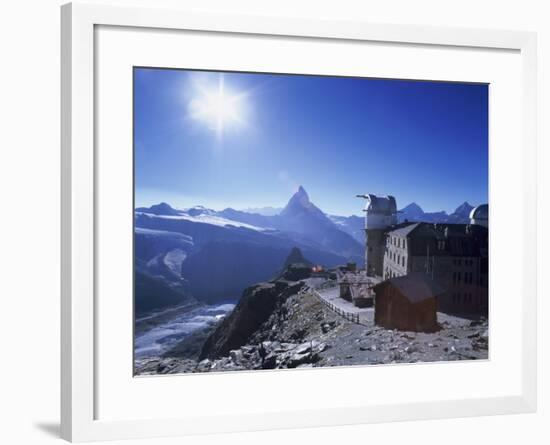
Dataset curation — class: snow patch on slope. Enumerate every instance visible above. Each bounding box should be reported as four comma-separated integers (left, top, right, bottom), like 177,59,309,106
136,212,267,231
164,249,187,276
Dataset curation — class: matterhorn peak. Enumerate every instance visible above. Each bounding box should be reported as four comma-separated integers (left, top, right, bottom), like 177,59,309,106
294,185,310,203
281,186,310,214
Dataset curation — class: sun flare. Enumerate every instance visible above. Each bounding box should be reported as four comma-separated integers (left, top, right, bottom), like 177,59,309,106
189,75,247,138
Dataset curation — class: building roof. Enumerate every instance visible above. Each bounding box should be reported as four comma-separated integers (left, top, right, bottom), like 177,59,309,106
374,273,445,303
386,222,488,257
339,271,368,283
387,222,420,237
469,204,489,221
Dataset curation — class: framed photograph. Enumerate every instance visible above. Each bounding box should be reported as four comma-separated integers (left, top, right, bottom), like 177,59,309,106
61,2,537,442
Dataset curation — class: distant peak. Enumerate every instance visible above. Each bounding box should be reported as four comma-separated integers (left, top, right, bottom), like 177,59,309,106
286,186,310,207
399,202,424,216
140,202,180,216
404,202,423,210
281,185,326,218
296,185,308,197
454,201,474,214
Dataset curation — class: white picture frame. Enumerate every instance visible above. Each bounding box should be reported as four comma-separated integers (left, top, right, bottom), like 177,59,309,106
61,2,537,442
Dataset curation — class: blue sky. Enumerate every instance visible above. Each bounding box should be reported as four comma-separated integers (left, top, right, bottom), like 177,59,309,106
134,68,488,216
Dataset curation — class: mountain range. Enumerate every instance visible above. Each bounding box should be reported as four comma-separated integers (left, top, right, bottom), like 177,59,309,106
135,187,478,312
397,201,474,224
135,186,363,310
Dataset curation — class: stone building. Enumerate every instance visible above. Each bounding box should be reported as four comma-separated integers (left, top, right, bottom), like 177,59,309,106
355,194,489,317
382,221,488,316
339,271,372,307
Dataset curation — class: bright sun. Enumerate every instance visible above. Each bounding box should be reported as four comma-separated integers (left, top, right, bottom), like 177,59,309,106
189,75,247,138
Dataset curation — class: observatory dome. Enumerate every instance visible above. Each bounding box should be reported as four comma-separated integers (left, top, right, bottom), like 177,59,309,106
469,204,488,221
359,194,397,215
469,204,489,227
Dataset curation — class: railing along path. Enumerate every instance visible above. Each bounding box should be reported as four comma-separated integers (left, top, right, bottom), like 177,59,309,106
299,286,363,325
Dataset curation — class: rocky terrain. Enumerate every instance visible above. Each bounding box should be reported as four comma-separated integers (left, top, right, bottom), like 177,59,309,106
135,271,489,375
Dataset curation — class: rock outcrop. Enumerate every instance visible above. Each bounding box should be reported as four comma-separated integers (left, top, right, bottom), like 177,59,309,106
199,279,305,360
282,247,312,269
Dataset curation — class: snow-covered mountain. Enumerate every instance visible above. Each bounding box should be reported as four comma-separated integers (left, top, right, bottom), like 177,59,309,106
136,203,268,231
447,202,475,223
135,202,181,216
276,187,363,259
398,201,474,224
134,187,363,307
398,202,425,221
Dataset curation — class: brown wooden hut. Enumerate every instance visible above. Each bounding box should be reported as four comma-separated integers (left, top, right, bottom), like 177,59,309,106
373,273,443,332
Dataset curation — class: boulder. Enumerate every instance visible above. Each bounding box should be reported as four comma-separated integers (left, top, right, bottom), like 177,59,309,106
287,352,319,368
262,353,278,369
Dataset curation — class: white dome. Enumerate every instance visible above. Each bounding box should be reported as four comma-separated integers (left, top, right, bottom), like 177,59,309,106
469,204,488,221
